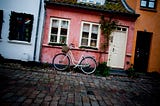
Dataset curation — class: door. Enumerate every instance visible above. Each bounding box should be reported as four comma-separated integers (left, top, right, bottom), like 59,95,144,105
107,27,128,69
134,31,152,72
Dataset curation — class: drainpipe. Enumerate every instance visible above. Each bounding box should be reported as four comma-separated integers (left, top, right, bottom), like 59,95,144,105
121,0,135,13
33,0,43,61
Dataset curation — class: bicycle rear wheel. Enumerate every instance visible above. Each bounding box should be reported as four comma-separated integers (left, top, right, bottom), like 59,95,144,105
52,53,70,71
80,56,97,74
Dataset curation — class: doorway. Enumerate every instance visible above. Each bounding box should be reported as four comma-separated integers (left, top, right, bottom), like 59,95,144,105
134,31,152,72
107,27,128,69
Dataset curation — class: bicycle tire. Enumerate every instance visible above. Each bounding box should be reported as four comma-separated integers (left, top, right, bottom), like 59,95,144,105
79,56,97,74
52,53,70,71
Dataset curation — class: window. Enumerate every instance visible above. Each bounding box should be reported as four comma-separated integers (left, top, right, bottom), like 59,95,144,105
9,12,33,42
77,0,105,5
0,10,3,39
80,22,100,48
49,18,70,45
140,0,157,9
107,0,118,3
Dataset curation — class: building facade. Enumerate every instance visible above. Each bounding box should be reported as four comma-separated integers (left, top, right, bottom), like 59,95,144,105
41,0,139,70
0,0,45,61
126,0,160,72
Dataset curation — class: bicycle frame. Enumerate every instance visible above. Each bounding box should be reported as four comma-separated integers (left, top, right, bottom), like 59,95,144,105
65,50,87,68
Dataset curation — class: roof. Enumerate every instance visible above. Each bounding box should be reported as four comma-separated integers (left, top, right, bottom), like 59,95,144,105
45,0,139,18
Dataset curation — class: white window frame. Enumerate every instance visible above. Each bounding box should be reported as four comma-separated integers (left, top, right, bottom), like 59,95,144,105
79,21,100,49
48,18,70,45
77,0,105,5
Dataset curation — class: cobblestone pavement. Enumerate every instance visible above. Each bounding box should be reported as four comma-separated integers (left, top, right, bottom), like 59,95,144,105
0,65,160,106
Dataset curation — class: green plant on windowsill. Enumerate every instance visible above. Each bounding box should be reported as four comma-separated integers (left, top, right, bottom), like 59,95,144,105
95,62,110,77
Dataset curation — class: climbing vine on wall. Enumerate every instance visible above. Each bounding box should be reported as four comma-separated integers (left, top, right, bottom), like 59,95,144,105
99,15,118,51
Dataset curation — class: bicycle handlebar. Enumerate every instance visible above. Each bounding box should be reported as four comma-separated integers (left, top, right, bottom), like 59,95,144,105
69,43,75,48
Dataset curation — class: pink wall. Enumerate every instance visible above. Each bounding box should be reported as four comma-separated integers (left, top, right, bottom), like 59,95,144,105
41,6,135,70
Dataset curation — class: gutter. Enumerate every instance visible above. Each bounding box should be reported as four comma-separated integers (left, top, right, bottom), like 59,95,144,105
121,0,135,13
33,0,42,61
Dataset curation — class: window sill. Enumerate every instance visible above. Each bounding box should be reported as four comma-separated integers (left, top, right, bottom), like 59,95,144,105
79,46,98,50
48,42,67,46
8,40,31,45
140,7,157,12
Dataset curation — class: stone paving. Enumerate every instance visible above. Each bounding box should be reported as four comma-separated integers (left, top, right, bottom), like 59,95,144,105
0,64,160,106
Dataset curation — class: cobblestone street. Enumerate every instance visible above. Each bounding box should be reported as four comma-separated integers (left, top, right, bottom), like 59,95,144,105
0,63,160,106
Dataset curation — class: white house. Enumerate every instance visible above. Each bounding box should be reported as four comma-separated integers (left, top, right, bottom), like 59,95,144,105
0,0,44,61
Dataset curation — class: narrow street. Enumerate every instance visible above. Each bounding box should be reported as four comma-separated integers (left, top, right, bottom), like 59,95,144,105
0,62,160,106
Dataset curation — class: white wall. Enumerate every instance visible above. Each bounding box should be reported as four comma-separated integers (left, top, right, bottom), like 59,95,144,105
0,0,44,61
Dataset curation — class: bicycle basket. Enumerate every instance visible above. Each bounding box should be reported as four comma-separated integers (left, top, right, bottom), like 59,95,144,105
62,46,69,53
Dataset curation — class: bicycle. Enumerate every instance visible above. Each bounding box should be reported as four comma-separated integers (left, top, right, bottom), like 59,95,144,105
52,43,97,74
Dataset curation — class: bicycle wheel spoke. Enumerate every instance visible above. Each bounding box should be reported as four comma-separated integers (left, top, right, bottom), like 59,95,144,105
52,53,70,71
80,57,97,74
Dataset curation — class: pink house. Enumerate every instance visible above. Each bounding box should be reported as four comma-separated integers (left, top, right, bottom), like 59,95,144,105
41,0,139,70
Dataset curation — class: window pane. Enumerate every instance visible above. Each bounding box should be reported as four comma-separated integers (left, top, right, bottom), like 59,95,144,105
52,20,59,27
96,0,105,5
16,17,23,40
51,27,58,34
50,35,57,42
83,23,90,32
82,32,89,38
60,28,67,35
24,18,31,41
122,28,127,32
89,0,94,3
117,27,121,31
96,1,101,5
79,0,105,5
61,20,68,28
92,25,98,34
82,0,87,2
60,36,66,43
108,0,118,3
81,39,88,46
91,33,97,39
149,2,155,8
90,40,97,47
141,0,147,7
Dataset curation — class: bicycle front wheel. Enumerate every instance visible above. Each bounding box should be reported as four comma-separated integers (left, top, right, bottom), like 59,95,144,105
80,56,97,74
52,53,70,71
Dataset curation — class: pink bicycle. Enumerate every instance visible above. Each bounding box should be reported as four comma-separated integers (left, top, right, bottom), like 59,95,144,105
52,44,97,74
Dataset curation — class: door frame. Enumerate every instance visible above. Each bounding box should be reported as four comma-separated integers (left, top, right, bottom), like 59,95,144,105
107,26,128,69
